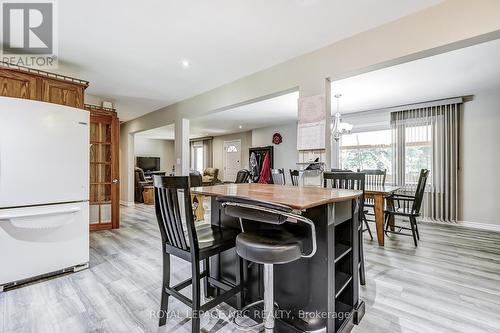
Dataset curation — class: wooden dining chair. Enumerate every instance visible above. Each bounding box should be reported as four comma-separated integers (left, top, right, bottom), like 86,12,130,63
323,171,367,285
359,169,387,187
235,169,250,183
271,168,286,185
331,170,372,240
289,169,299,186
384,169,429,246
358,169,386,240
153,176,244,332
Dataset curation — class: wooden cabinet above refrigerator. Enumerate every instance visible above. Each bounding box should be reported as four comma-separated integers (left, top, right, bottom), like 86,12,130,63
0,62,88,108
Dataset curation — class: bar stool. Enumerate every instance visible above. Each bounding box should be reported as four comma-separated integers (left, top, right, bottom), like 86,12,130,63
153,176,244,333
217,196,317,333
289,169,300,186
270,168,286,185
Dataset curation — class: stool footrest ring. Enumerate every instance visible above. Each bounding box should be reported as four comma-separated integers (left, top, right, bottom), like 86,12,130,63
231,300,279,331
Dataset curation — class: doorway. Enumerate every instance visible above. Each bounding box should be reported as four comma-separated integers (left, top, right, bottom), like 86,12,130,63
223,140,241,181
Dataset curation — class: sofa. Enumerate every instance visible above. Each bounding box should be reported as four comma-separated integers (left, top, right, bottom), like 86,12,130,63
202,168,220,186
134,167,153,203
189,170,203,187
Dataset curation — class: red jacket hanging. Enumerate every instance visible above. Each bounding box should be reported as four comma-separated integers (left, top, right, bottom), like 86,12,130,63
258,152,271,184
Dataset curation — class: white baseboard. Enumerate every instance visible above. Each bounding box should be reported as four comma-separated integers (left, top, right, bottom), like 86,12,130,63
120,201,135,207
456,220,500,233
420,218,500,233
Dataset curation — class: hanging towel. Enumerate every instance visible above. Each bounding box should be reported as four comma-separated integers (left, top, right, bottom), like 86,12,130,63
258,152,271,184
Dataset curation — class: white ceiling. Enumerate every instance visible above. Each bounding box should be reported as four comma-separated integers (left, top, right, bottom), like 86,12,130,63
137,38,500,140
331,38,500,113
55,0,442,121
136,91,300,139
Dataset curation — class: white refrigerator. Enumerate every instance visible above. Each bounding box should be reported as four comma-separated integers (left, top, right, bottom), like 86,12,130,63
0,97,90,290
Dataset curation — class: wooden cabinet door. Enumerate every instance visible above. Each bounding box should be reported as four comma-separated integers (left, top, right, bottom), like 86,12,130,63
89,112,120,230
0,69,40,100
42,78,85,108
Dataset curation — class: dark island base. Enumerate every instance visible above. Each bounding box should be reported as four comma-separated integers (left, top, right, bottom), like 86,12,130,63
208,197,365,333
235,300,364,333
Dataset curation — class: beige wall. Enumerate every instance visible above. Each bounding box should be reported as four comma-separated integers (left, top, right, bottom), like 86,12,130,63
119,0,500,203
459,89,500,225
134,137,175,173
212,131,252,182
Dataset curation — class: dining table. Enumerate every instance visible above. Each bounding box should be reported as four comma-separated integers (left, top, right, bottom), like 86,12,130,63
192,183,365,333
364,184,400,246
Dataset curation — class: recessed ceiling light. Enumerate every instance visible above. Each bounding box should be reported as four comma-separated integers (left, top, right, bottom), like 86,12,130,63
182,60,190,68
238,125,243,129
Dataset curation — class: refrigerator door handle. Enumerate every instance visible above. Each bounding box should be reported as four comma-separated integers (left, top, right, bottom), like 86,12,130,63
0,207,81,221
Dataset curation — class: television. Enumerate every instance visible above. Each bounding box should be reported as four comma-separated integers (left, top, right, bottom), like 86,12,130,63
136,156,160,172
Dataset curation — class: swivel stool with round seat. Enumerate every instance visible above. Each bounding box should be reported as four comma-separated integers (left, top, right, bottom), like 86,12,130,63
217,196,317,333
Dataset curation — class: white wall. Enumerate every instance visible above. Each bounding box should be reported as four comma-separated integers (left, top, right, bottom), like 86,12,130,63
212,131,252,181
327,91,500,226
119,1,500,203
134,137,175,172
252,122,298,184
460,89,500,225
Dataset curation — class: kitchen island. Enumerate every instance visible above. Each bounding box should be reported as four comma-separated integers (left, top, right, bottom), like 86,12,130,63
192,183,365,333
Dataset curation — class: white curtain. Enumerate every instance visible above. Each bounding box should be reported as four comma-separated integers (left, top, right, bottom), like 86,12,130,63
391,102,461,222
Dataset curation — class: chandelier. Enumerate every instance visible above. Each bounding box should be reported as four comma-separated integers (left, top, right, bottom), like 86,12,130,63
332,94,353,141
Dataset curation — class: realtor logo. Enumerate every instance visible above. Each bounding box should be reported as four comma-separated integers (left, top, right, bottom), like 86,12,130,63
1,0,58,68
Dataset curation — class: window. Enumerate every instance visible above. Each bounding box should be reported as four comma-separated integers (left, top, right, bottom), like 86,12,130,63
404,124,432,185
339,129,392,183
226,144,238,153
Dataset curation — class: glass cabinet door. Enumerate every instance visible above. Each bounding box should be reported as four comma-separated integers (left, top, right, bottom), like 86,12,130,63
89,117,114,227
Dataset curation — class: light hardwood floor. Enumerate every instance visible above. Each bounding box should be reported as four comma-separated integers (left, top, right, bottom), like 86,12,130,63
1,204,500,333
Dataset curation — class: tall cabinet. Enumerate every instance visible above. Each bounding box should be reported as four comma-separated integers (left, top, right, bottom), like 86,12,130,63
0,62,120,231
85,104,120,230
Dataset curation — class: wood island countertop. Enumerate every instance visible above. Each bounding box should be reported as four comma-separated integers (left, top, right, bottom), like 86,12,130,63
191,183,362,210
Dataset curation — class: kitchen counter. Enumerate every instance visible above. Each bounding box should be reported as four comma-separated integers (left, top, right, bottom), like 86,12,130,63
192,183,362,210
192,183,365,333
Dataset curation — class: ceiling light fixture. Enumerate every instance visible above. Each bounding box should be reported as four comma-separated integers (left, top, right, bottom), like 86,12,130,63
332,94,353,141
238,125,243,129
182,60,190,68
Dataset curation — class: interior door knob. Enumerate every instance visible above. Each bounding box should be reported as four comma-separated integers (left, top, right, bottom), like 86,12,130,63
112,179,119,184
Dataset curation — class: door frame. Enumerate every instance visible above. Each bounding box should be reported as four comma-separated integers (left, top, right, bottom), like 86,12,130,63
87,105,120,231
222,139,242,182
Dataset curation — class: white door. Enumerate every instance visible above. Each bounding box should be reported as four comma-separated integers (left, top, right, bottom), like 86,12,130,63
223,140,241,182
0,97,89,208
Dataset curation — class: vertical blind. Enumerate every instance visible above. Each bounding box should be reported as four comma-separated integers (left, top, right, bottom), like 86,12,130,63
391,101,461,222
